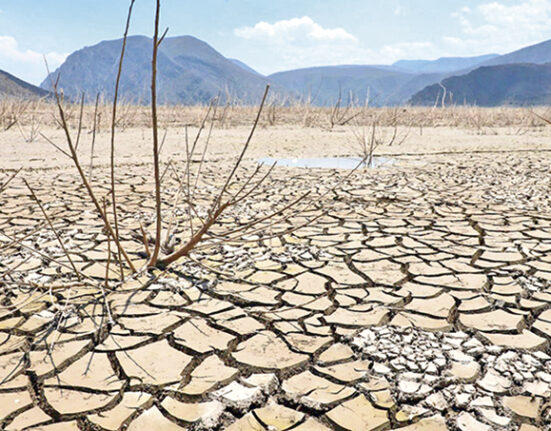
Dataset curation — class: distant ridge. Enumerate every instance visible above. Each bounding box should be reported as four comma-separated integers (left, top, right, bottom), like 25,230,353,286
409,63,551,106
229,59,262,76
392,54,499,74
480,39,551,67
268,65,446,106
0,69,49,99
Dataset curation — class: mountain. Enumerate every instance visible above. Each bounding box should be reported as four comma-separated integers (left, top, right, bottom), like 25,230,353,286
41,35,275,104
480,39,551,67
41,34,551,107
409,63,551,106
392,54,498,74
0,69,49,99
229,59,262,76
268,65,447,106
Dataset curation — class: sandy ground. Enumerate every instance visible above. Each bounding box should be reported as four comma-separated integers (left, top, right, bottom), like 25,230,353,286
1,122,551,430
1,124,550,170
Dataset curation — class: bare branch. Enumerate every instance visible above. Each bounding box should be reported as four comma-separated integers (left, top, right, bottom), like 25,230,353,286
89,92,100,180
148,0,164,267
23,179,82,281
110,0,136,280
0,168,22,194
74,92,85,151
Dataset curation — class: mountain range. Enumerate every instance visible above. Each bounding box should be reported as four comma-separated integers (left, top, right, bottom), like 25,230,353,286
2,35,551,106
410,63,551,106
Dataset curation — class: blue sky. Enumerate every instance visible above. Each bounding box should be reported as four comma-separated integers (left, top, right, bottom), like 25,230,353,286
1,0,551,85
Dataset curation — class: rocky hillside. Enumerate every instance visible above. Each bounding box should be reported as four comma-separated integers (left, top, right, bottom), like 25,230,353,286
0,69,49,99
409,63,551,106
41,35,276,104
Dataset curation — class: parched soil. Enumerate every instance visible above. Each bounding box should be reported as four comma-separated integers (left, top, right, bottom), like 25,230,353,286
1,124,551,430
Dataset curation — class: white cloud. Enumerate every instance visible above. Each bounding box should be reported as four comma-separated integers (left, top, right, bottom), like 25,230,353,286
446,0,551,55
234,16,372,72
372,1,551,64
235,16,357,44
397,0,551,64
232,2,551,74
0,35,67,85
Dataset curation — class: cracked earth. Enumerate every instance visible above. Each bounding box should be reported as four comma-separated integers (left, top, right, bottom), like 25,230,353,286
1,151,551,430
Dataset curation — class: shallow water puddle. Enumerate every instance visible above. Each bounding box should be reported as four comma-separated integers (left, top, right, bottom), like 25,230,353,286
257,157,394,169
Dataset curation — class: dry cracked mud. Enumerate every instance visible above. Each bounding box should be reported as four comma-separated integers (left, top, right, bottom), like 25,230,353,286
1,151,551,430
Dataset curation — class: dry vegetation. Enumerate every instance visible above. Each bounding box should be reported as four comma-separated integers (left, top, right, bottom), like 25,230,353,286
2,96,551,131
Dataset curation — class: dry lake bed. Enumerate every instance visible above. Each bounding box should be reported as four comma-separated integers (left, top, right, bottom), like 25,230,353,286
1,120,551,430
